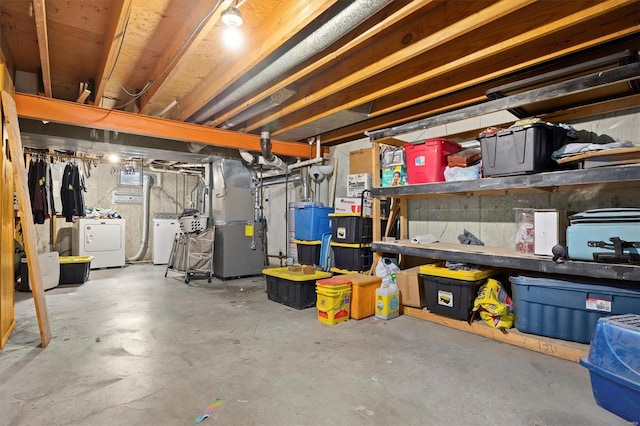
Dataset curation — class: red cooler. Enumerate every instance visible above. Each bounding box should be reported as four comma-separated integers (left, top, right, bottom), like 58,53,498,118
405,138,461,184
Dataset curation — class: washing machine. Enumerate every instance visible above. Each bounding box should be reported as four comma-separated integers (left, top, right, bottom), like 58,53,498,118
153,213,181,265
73,218,126,269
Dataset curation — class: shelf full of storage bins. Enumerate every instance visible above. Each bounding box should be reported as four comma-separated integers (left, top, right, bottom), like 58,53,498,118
370,163,640,199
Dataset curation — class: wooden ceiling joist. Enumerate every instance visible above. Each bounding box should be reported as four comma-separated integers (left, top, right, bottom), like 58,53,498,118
32,0,52,97
246,0,535,134
178,0,339,122
208,0,433,128
138,0,223,114
93,0,132,107
13,93,314,158
266,0,637,137
368,0,639,117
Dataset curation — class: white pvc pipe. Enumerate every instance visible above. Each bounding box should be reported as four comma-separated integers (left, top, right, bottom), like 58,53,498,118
316,136,321,160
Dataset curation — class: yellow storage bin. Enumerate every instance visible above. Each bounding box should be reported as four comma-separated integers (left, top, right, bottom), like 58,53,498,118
419,262,500,321
337,273,381,319
316,277,352,325
59,256,94,284
263,267,331,309
419,262,498,280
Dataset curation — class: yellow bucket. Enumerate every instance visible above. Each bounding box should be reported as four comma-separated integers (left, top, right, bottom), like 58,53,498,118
316,278,352,325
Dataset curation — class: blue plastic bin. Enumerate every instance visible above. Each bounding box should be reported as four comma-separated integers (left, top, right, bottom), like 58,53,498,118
580,314,640,423
294,205,333,241
509,275,640,343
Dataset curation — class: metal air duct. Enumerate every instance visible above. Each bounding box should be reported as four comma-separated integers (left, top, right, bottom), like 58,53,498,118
219,86,297,130
189,0,392,124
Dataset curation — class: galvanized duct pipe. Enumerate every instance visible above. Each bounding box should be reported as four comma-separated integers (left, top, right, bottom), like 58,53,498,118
300,167,311,202
189,0,392,124
259,174,301,187
220,87,297,129
128,174,154,261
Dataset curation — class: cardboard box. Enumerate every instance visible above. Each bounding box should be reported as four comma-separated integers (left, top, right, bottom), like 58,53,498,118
395,266,426,308
381,165,407,187
334,197,372,216
347,173,372,197
349,148,372,174
534,210,567,256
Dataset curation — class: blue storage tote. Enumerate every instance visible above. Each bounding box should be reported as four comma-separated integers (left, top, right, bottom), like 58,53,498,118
509,275,640,343
580,314,640,424
295,205,333,241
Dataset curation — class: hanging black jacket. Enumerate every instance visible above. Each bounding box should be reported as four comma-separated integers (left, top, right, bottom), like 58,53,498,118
28,158,48,224
61,163,86,222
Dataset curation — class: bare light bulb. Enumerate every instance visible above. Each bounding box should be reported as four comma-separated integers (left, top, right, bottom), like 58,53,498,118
223,25,243,49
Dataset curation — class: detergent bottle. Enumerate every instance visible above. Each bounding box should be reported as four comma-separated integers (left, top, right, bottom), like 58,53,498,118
375,272,400,320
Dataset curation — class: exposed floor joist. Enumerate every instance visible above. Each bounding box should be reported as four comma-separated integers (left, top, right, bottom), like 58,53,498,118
138,0,223,114
93,0,132,107
32,0,51,97
246,0,535,134
208,0,432,128
265,0,635,137
179,0,339,122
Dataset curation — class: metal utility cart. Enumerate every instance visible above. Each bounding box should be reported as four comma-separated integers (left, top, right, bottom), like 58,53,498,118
165,216,214,283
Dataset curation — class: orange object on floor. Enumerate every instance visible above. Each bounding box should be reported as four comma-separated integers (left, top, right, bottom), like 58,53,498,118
338,274,382,319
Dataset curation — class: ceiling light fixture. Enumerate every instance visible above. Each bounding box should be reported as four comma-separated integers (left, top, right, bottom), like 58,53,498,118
221,6,243,27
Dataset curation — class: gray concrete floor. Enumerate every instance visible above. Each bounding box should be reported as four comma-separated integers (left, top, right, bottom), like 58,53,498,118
0,264,629,426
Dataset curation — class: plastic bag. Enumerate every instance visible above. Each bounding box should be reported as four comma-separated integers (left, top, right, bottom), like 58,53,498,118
444,162,482,182
471,278,514,329
375,257,400,283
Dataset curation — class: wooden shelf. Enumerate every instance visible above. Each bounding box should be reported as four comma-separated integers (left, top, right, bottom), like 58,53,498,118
371,163,640,199
368,62,640,283
403,307,588,363
373,240,640,282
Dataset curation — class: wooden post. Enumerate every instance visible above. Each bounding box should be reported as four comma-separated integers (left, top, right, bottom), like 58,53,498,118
1,90,52,348
0,65,16,349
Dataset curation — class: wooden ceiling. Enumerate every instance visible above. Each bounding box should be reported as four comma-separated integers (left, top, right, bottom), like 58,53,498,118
1,0,639,154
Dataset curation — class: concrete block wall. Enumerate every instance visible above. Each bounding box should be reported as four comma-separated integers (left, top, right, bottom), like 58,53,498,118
33,163,199,261
339,107,640,250
30,107,639,265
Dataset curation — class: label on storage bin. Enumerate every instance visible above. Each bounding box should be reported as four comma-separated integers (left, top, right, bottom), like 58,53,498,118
415,155,425,166
586,297,611,312
438,290,453,307
337,227,346,239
